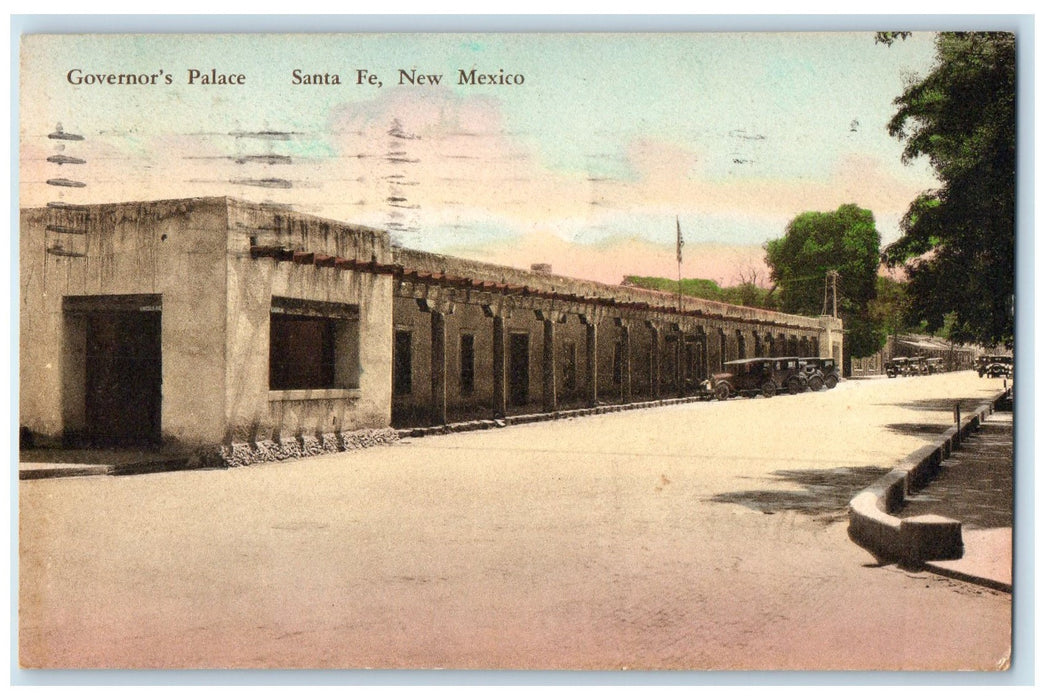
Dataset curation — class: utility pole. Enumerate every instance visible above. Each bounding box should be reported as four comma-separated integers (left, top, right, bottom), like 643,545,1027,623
822,272,829,316
822,270,839,318
831,270,839,318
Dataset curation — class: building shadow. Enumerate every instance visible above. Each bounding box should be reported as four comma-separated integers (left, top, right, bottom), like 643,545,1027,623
706,465,891,523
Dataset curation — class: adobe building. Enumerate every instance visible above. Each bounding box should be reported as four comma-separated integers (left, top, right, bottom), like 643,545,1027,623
19,197,843,454
20,197,393,452
390,248,843,427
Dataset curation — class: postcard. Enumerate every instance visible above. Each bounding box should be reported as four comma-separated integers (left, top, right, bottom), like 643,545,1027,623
17,27,1018,672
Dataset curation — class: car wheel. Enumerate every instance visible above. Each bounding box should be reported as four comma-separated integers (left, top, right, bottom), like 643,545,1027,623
760,381,776,398
787,377,804,394
824,375,838,389
808,376,824,392
714,382,730,401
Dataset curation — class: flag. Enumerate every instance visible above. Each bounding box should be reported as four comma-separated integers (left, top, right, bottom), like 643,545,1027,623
676,217,684,264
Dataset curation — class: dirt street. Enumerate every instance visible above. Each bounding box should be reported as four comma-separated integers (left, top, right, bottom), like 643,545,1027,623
18,372,1012,670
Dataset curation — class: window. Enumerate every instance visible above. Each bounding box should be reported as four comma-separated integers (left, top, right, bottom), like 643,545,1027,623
269,297,359,391
459,333,475,396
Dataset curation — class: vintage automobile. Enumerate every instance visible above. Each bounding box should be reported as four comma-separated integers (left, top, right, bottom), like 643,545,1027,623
925,357,944,374
905,357,934,376
712,357,807,400
977,355,1013,378
884,356,909,378
800,357,840,390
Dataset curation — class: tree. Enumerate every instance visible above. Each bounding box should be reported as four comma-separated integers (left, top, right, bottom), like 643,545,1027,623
884,32,1015,346
623,275,727,301
725,259,779,309
874,31,912,46
765,204,885,372
621,275,778,310
721,282,777,310
868,275,914,338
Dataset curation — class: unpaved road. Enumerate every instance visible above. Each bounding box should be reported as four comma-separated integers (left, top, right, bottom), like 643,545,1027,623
19,372,1012,670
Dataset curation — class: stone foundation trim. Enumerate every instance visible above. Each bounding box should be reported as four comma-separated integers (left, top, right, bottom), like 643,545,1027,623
216,428,400,468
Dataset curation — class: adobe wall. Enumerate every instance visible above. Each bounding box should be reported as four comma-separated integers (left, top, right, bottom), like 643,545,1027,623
390,247,839,426
395,248,828,331
20,196,840,446
222,200,393,441
19,198,229,448
20,197,396,450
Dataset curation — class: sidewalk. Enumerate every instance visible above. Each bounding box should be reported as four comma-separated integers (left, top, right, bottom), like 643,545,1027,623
900,410,1013,592
18,447,191,479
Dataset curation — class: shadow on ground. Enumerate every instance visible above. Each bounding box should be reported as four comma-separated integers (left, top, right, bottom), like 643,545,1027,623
707,465,891,523
874,397,995,413
884,422,953,437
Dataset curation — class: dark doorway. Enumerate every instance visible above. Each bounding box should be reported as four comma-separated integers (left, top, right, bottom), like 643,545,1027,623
694,337,708,381
562,341,577,395
663,336,679,391
393,330,412,396
84,310,162,446
612,342,623,385
684,341,698,386
460,333,475,396
508,332,529,406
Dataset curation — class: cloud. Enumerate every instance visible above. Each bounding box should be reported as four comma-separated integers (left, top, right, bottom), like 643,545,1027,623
19,84,934,277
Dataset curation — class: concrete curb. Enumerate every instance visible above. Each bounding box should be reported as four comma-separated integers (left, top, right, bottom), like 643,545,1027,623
847,389,1011,565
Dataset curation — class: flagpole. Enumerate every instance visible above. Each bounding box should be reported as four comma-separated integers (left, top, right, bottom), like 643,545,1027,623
676,216,683,313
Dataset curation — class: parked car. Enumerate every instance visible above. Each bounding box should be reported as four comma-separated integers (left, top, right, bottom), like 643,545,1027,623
909,357,930,375
800,357,840,390
925,357,944,374
713,357,807,400
977,355,1013,378
884,357,909,378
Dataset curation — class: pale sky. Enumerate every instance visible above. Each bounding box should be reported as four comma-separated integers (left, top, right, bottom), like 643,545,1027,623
19,32,942,285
